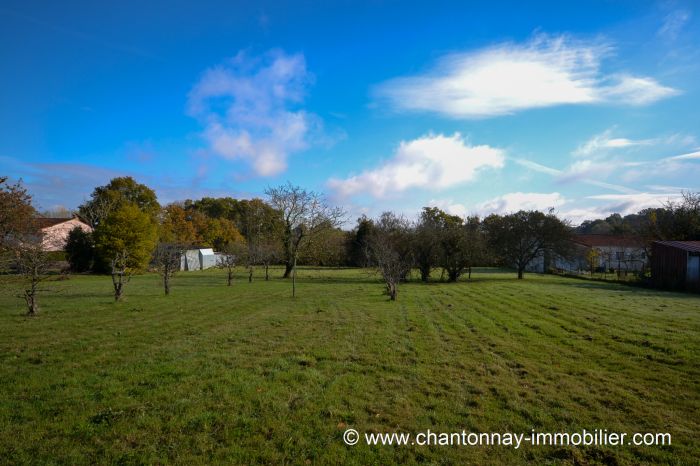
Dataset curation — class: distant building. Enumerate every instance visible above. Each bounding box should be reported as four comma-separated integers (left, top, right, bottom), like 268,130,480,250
651,241,700,291
527,234,648,274
180,248,220,271
34,216,93,252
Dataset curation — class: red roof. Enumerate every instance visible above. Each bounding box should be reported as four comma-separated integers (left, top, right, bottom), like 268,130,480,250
654,241,700,253
574,234,646,248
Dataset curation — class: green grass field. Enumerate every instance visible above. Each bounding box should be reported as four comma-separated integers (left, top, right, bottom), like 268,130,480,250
1,268,698,465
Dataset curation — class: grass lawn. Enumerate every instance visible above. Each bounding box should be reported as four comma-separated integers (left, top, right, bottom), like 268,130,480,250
1,267,698,465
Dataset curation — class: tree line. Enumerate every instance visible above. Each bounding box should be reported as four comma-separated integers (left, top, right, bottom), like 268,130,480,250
2,174,700,313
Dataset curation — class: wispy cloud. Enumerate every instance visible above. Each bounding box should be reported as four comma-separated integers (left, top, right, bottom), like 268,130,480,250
327,133,504,198
513,156,637,194
658,9,691,41
374,34,678,119
573,128,654,157
188,49,324,177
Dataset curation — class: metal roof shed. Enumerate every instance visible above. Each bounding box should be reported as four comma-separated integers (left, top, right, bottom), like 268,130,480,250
651,241,700,291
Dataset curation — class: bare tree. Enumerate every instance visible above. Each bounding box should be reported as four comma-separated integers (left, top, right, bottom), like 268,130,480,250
13,239,53,316
254,239,282,281
265,183,345,279
218,242,247,286
110,251,131,301
152,242,186,295
368,212,414,301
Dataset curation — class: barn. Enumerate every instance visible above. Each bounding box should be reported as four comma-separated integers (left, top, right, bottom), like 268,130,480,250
180,248,219,271
651,241,700,291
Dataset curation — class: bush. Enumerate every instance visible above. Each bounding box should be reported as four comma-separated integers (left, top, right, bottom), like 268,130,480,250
65,227,94,272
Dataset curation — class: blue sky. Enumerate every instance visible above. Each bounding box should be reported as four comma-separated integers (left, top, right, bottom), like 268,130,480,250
1,0,699,224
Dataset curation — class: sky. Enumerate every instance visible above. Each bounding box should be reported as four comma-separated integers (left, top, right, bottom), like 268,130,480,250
1,0,699,225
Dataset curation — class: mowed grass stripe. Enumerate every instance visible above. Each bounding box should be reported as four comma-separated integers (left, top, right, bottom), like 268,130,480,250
1,267,698,464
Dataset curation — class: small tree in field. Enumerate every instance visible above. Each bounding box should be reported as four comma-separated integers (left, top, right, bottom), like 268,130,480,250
218,242,247,286
265,183,345,279
94,203,158,301
152,242,186,295
368,212,414,301
110,251,131,301
13,239,53,316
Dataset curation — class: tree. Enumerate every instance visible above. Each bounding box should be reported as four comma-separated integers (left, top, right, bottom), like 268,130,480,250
93,203,158,300
152,242,186,295
265,183,345,278
439,216,485,282
483,210,572,279
367,212,414,301
347,215,375,267
159,204,199,244
65,227,95,272
12,238,53,316
218,242,247,286
79,176,160,227
414,207,462,282
644,191,700,241
1,177,36,251
245,238,282,281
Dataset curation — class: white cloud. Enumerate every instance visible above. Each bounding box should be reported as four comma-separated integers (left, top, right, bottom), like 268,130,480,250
667,150,700,161
573,128,654,157
187,50,320,176
374,35,678,119
426,199,469,218
477,192,566,215
327,133,504,198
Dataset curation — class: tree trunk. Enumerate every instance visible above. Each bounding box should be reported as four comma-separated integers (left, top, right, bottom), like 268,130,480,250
448,269,459,282
227,270,233,286
517,267,524,279
24,286,38,316
292,256,297,297
113,282,123,301
265,264,269,281
163,274,170,295
419,265,430,282
389,282,397,301
468,266,472,280
283,261,293,278
248,268,253,283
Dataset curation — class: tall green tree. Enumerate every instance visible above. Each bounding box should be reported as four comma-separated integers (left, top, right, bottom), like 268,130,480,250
93,203,158,299
79,176,160,227
483,210,572,279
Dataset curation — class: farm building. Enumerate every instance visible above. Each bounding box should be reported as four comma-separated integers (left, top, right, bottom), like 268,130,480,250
34,216,93,251
180,248,220,271
527,234,648,274
651,241,700,291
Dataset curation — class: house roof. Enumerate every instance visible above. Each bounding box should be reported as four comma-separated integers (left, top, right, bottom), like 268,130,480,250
574,234,646,248
34,217,74,229
654,241,700,253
